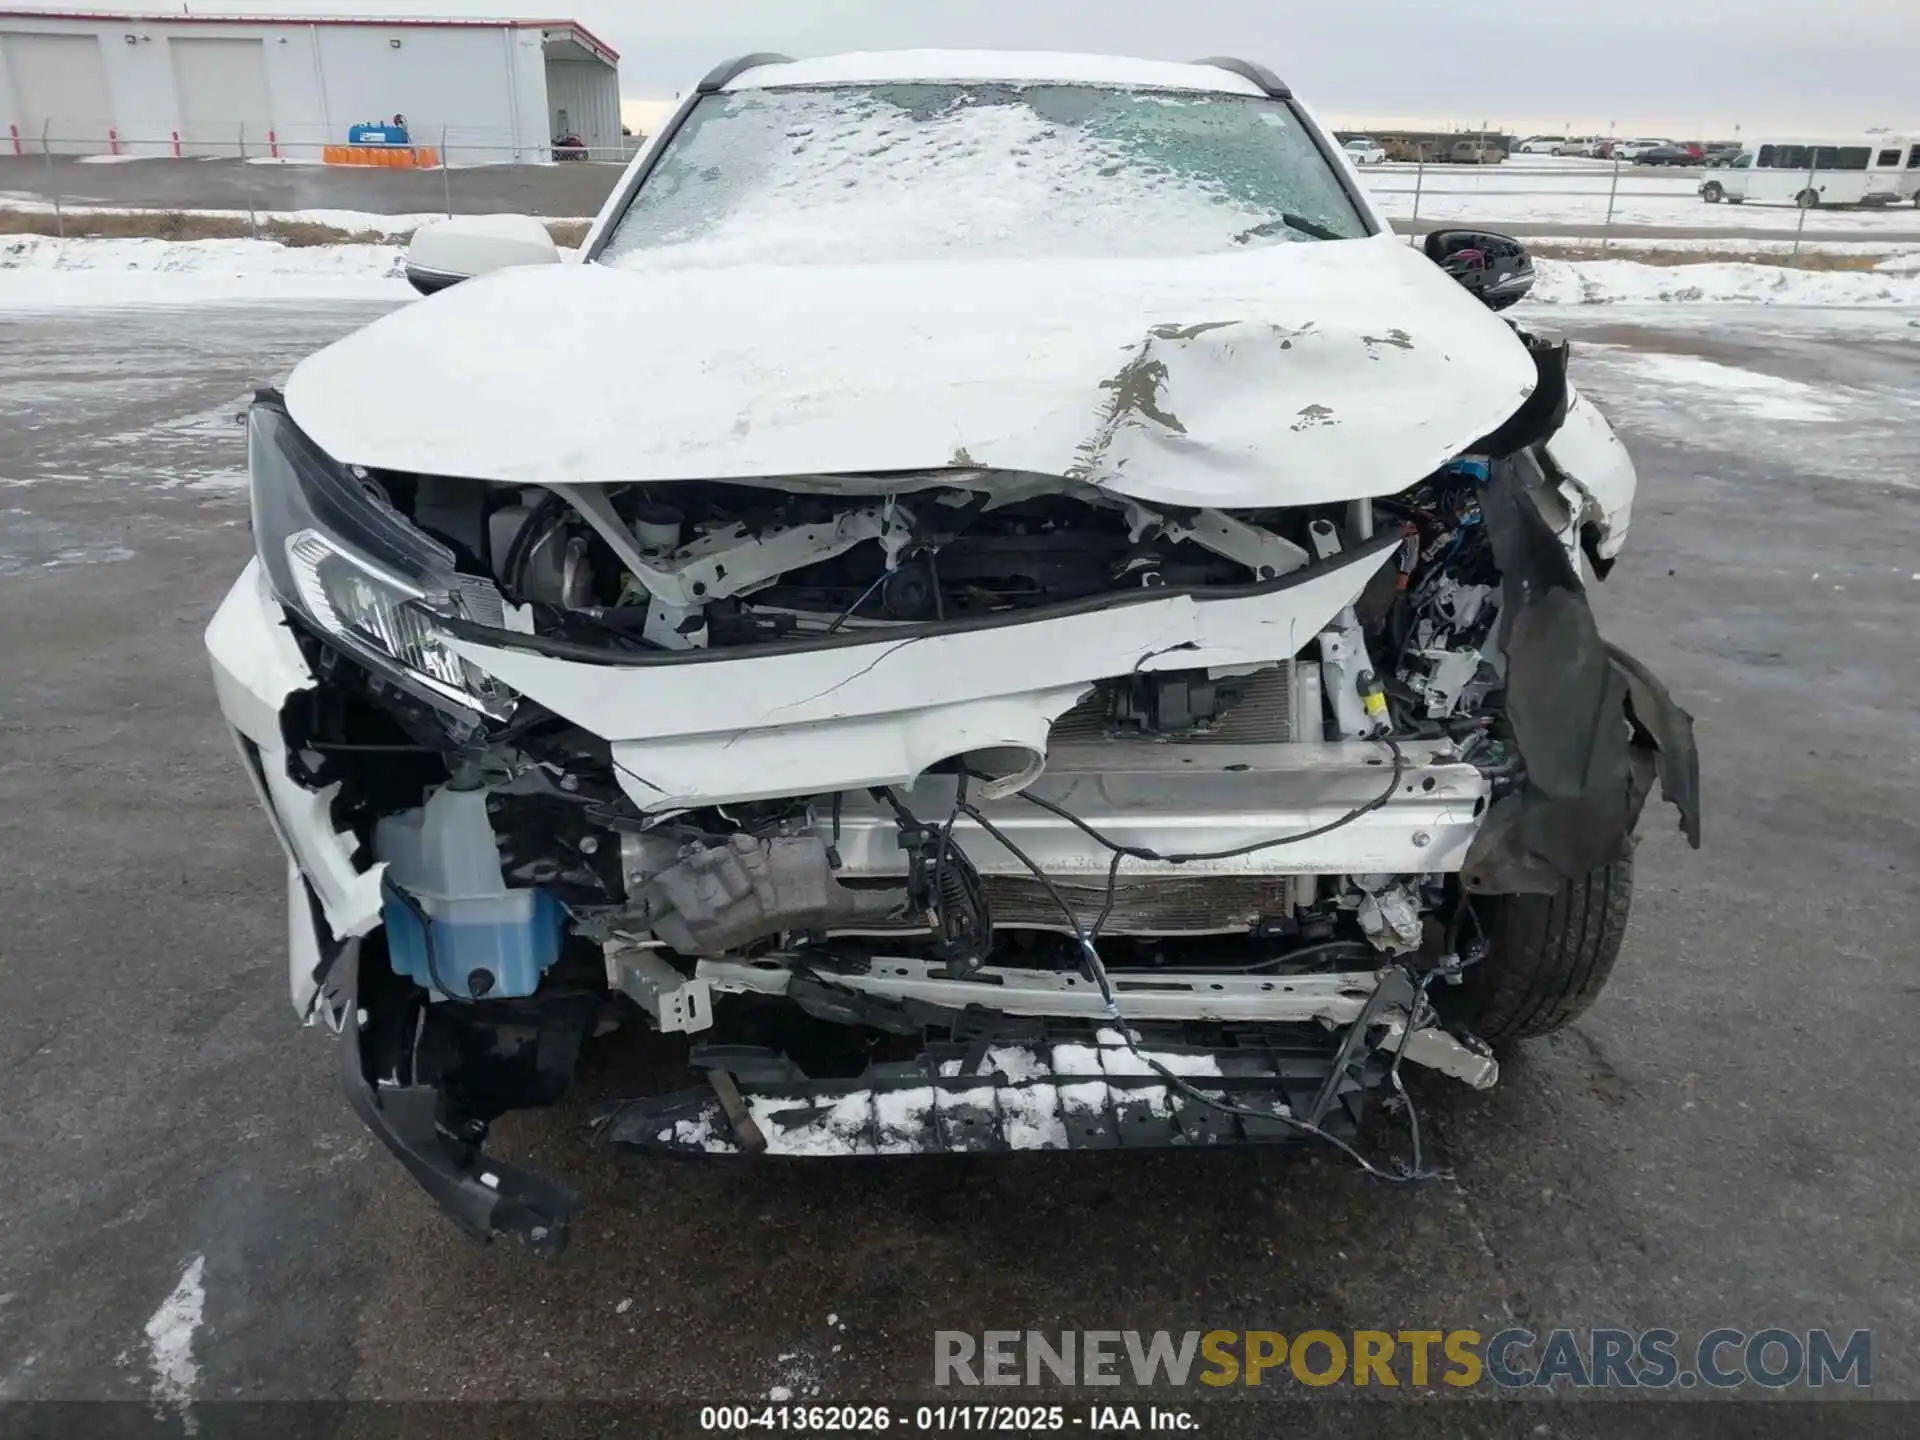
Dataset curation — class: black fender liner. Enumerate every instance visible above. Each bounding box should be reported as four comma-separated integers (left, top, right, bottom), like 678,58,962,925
332,947,582,1258
1461,458,1700,894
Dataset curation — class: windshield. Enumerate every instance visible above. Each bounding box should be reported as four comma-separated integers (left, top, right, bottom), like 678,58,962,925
598,83,1370,270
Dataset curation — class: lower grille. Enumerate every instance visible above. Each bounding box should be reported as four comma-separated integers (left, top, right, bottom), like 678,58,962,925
1048,662,1297,745
983,875,1301,936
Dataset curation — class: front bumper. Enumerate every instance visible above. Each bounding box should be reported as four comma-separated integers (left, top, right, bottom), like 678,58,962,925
207,560,385,1022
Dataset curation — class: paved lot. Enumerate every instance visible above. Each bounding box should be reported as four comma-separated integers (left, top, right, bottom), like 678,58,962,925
0,154,622,220
0,296,1916,1433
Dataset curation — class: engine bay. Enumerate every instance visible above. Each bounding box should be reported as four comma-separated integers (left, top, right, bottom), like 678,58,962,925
286,452,1553,1001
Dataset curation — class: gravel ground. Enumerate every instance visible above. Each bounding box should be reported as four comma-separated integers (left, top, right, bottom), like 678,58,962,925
0,297,1915,1436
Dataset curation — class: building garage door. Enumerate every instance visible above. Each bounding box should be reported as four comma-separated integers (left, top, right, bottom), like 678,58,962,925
170,37,273,157
2,32,114,154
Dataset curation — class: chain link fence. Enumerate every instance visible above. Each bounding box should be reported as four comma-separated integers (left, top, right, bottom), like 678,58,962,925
1381,152,1916,263
8,127,1916,264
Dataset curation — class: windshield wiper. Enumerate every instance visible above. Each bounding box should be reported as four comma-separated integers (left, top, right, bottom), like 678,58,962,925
1232,213,1344,244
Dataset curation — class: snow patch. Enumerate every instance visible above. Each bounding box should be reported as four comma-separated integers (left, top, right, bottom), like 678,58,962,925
0,235,410,308
601,86,1330,271
733,52,1269,94
705,1030,1244,1157
143,1256,205,1432
4,235,1916,315
1611,352,1841,421
768,1346,825,1400
0,198,589,235
1527,257,1920,307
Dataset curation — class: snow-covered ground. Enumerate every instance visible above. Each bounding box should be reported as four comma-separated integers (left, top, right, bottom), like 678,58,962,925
1529,256,1920,306
0,235,410,306
0,196,593,236
2,233,1918,311
1360,158,1920,235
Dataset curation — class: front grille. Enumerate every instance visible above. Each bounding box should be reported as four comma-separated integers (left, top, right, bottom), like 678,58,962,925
1049,662,1296,745
983,875,1300,936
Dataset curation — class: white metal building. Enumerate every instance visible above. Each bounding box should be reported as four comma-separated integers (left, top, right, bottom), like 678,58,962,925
0,9,620,163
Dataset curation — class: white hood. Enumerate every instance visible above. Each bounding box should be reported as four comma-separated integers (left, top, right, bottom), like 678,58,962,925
286,235,1537,509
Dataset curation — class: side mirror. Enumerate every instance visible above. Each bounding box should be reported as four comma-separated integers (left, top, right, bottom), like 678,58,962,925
404,215,561,295
1424,229,1535,311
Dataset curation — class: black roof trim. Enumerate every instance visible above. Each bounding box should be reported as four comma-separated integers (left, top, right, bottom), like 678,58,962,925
696,53,796,93
1191,56,1292,99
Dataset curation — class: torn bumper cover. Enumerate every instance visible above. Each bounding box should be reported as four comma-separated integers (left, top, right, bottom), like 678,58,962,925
1461,458,1701,893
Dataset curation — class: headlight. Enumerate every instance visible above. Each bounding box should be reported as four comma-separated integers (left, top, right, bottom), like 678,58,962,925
248,394,517,721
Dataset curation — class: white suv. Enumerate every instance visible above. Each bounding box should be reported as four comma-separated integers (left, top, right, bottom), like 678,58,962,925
209,50,1698,1253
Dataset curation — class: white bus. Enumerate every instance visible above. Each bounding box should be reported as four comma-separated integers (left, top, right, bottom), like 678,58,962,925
1700,135,1920,208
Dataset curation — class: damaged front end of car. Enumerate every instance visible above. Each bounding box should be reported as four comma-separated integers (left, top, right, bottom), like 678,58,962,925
209,323,1697,1256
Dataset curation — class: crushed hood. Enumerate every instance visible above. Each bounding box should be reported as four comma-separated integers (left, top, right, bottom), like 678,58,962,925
286,235,1538,508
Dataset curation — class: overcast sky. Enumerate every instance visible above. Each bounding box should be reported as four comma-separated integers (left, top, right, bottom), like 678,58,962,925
15,2,1918,136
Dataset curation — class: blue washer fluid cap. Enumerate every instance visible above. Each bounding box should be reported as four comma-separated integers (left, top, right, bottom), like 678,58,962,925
1445,455,1492,484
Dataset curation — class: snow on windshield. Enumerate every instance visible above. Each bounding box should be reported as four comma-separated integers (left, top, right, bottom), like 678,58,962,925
599,84,1368,270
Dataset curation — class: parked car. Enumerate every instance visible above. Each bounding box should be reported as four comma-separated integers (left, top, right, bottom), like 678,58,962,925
1633,144,1697,166
551,131,587,161
1512,135,1567,155
1611,138,1670,161
1446,137,1504,164
1343,135,1386,165
209,49,1698,1252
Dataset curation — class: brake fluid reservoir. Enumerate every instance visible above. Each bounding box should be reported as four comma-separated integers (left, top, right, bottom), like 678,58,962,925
375,784,562,1000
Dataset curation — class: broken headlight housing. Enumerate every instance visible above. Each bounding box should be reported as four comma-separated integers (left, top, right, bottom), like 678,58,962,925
247,395,517,721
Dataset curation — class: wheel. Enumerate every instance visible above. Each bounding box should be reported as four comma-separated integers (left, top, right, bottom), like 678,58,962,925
1442,855,1635,1047
1796,188,1820,209
1701,181,1723,203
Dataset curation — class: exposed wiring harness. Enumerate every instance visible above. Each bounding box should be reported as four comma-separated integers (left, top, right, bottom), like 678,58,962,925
872,775,991,972
955,736,1447,1182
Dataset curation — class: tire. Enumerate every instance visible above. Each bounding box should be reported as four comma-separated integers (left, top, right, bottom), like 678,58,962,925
1796,188,1820,210
1442,855,1634,1047
1701,182,1723,203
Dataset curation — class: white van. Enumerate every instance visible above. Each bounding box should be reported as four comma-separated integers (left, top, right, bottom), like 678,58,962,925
1892,133,1920,203
1701,136,1919,208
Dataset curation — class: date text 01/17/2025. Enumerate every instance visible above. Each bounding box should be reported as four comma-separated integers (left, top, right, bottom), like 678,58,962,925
698,1403,1199,1431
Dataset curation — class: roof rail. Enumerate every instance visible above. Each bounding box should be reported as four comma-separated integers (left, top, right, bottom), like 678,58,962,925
697,53,796,93
1191,57,1292,99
